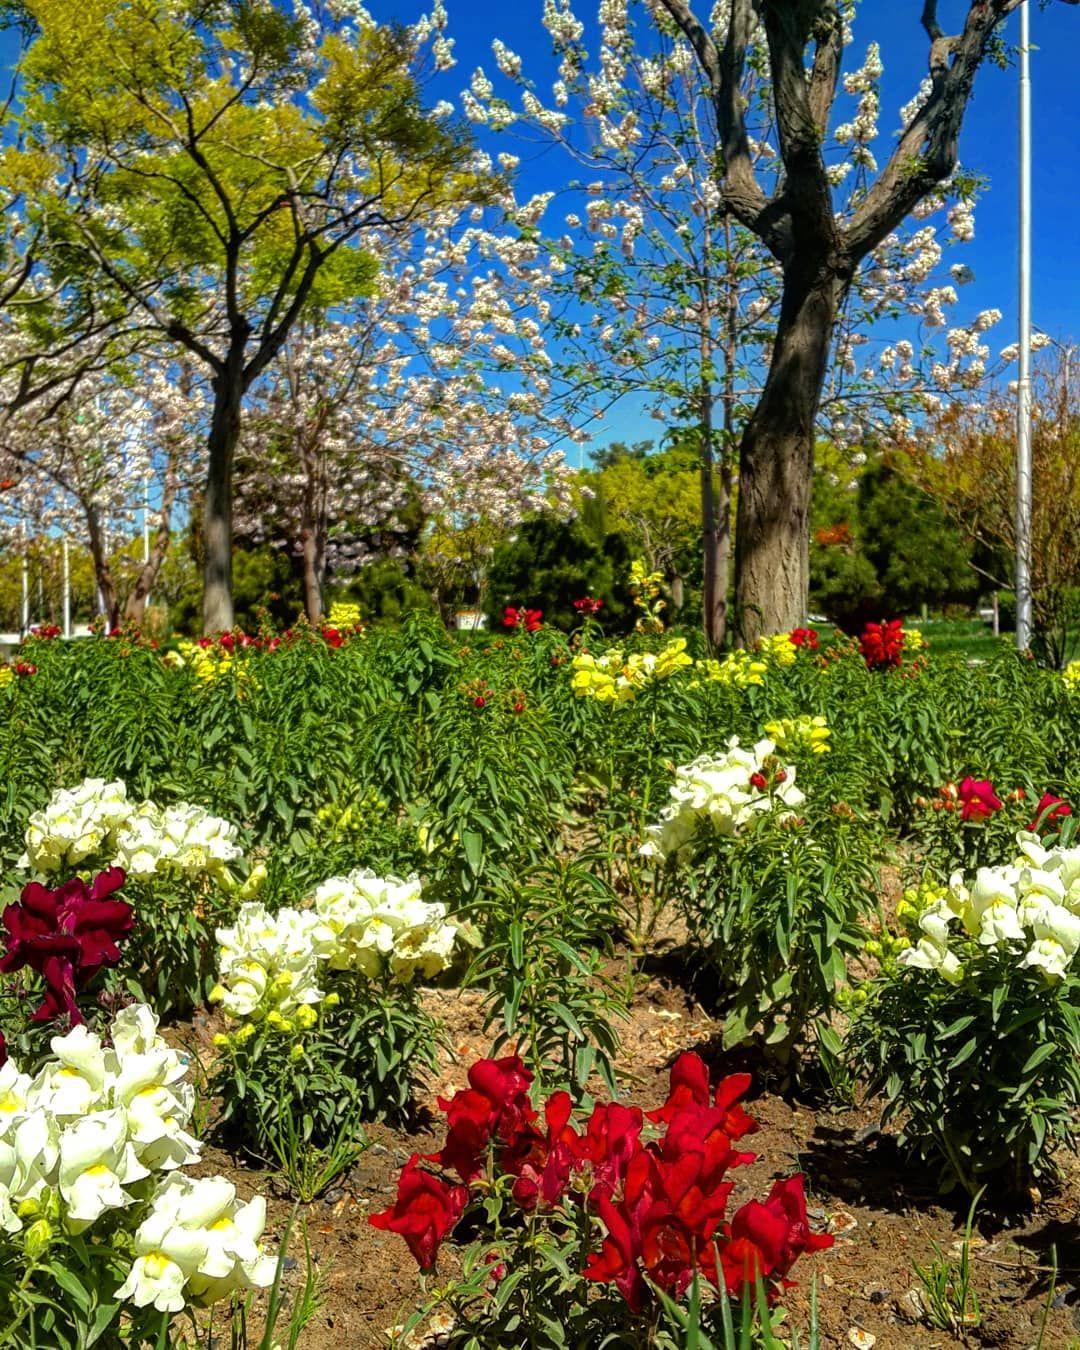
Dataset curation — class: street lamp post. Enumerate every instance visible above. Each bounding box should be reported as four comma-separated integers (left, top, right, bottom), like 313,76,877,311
1015,0,1034,653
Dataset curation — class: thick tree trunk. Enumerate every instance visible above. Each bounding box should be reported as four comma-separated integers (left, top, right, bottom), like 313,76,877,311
202,358,245,634
733,266,842,645
85,503,120,630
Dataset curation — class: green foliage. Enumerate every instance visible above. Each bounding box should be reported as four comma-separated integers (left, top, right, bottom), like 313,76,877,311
846,949,1080,1193
810,449,977,628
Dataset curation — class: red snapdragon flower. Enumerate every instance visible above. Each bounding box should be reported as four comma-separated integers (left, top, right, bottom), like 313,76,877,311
859,619,904,670
13,662,36,677
503,606,543,633
0,869,132,1024
432,1054,537,1182
374,1050,831,1307
320,626,344,648
1031,792,1072,832
369,1155,468,1269
29,624,61,640
726,1175,834,1290
789,627,819,650
957,776,1002,822
573,597,604,617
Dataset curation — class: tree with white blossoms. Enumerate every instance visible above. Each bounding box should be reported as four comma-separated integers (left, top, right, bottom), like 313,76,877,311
235,283,576,623
8,0,497,632
0,360,205,626
466,0,1075,641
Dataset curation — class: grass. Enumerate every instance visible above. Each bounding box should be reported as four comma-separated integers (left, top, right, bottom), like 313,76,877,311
911,619,1010,662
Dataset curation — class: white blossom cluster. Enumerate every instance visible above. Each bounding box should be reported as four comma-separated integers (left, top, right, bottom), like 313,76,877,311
211,903,332,1025
21,779,242,885
21,778,132,873
641,737,804,863
313,869,460,982
0,1004,274,1313
211,871,460,1029
901,837,1080,983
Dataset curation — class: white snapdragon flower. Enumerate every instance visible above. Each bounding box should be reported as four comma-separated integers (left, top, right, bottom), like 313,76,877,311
897,936,962,983
21,779,131,872
113,801,243,883
314,870,459,982
641,737,803,862
58,1109,148,1225
212,903,331,1021
116,1173,275,1313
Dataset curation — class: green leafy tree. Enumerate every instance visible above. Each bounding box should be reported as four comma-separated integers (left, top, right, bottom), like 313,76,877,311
12,0,491,631
809,448,976,629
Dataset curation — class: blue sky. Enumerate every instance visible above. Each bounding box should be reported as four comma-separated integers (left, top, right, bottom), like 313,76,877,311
378,0,1080,449
2,3,1077,455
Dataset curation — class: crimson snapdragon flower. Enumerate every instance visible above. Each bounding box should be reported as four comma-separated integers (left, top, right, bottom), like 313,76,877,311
859,619,904,669
573,597,604,617
789,627,819,650
0,868,133,1024
957,776,1002,822
1031,792,1072,832
373,1050,832,1309
503,606,543,633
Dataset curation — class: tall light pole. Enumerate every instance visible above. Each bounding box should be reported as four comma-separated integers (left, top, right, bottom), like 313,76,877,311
62,534,71,638
1015,0,1034,653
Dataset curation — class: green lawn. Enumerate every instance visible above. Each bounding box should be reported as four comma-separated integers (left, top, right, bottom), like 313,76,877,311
911,618,1010,661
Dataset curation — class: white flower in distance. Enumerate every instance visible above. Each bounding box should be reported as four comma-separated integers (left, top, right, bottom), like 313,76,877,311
113,801,243,884
640,736,804,862
116,1173,276,1313
211,903,330,1020
313,869,459,981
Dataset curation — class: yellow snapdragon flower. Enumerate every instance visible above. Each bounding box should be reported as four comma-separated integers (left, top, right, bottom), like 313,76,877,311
1064,660,1080,693
757,633,798,667
763,715,831,756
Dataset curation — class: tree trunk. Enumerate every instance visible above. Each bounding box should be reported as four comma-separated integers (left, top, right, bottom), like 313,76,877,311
85,503,120,630
125,471,179,625
301,528,323,625
733,266,842,645
202,357,245,634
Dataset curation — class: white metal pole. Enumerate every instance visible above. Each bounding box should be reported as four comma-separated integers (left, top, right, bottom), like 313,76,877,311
143,475,152,612
62,534,71,638
1015,1,1034,653
19,537,29,636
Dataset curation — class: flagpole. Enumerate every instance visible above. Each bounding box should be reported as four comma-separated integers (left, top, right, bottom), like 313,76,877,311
1015,0,1033,653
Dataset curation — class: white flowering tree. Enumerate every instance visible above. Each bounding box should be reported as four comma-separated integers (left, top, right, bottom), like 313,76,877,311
234,203,581,622
464,0,1073,642
0,361,204,626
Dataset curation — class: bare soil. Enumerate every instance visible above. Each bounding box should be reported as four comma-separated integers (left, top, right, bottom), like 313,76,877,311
181,957,1080,1350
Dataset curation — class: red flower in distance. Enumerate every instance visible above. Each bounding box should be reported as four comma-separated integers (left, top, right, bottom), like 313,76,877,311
320,626,344,648
573,597,604,616
789,627,819,650
503,606,543,633
1031,792,1072,832
957,776,1002,822
369,1155,468,1269
29,624,61,640
0,869,132,1024
859,619,904,670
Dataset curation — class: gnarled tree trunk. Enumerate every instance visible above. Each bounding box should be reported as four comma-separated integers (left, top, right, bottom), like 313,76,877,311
734,265,843,645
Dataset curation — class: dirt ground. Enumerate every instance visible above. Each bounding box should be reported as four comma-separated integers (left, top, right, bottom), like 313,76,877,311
181,956,1080,1350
